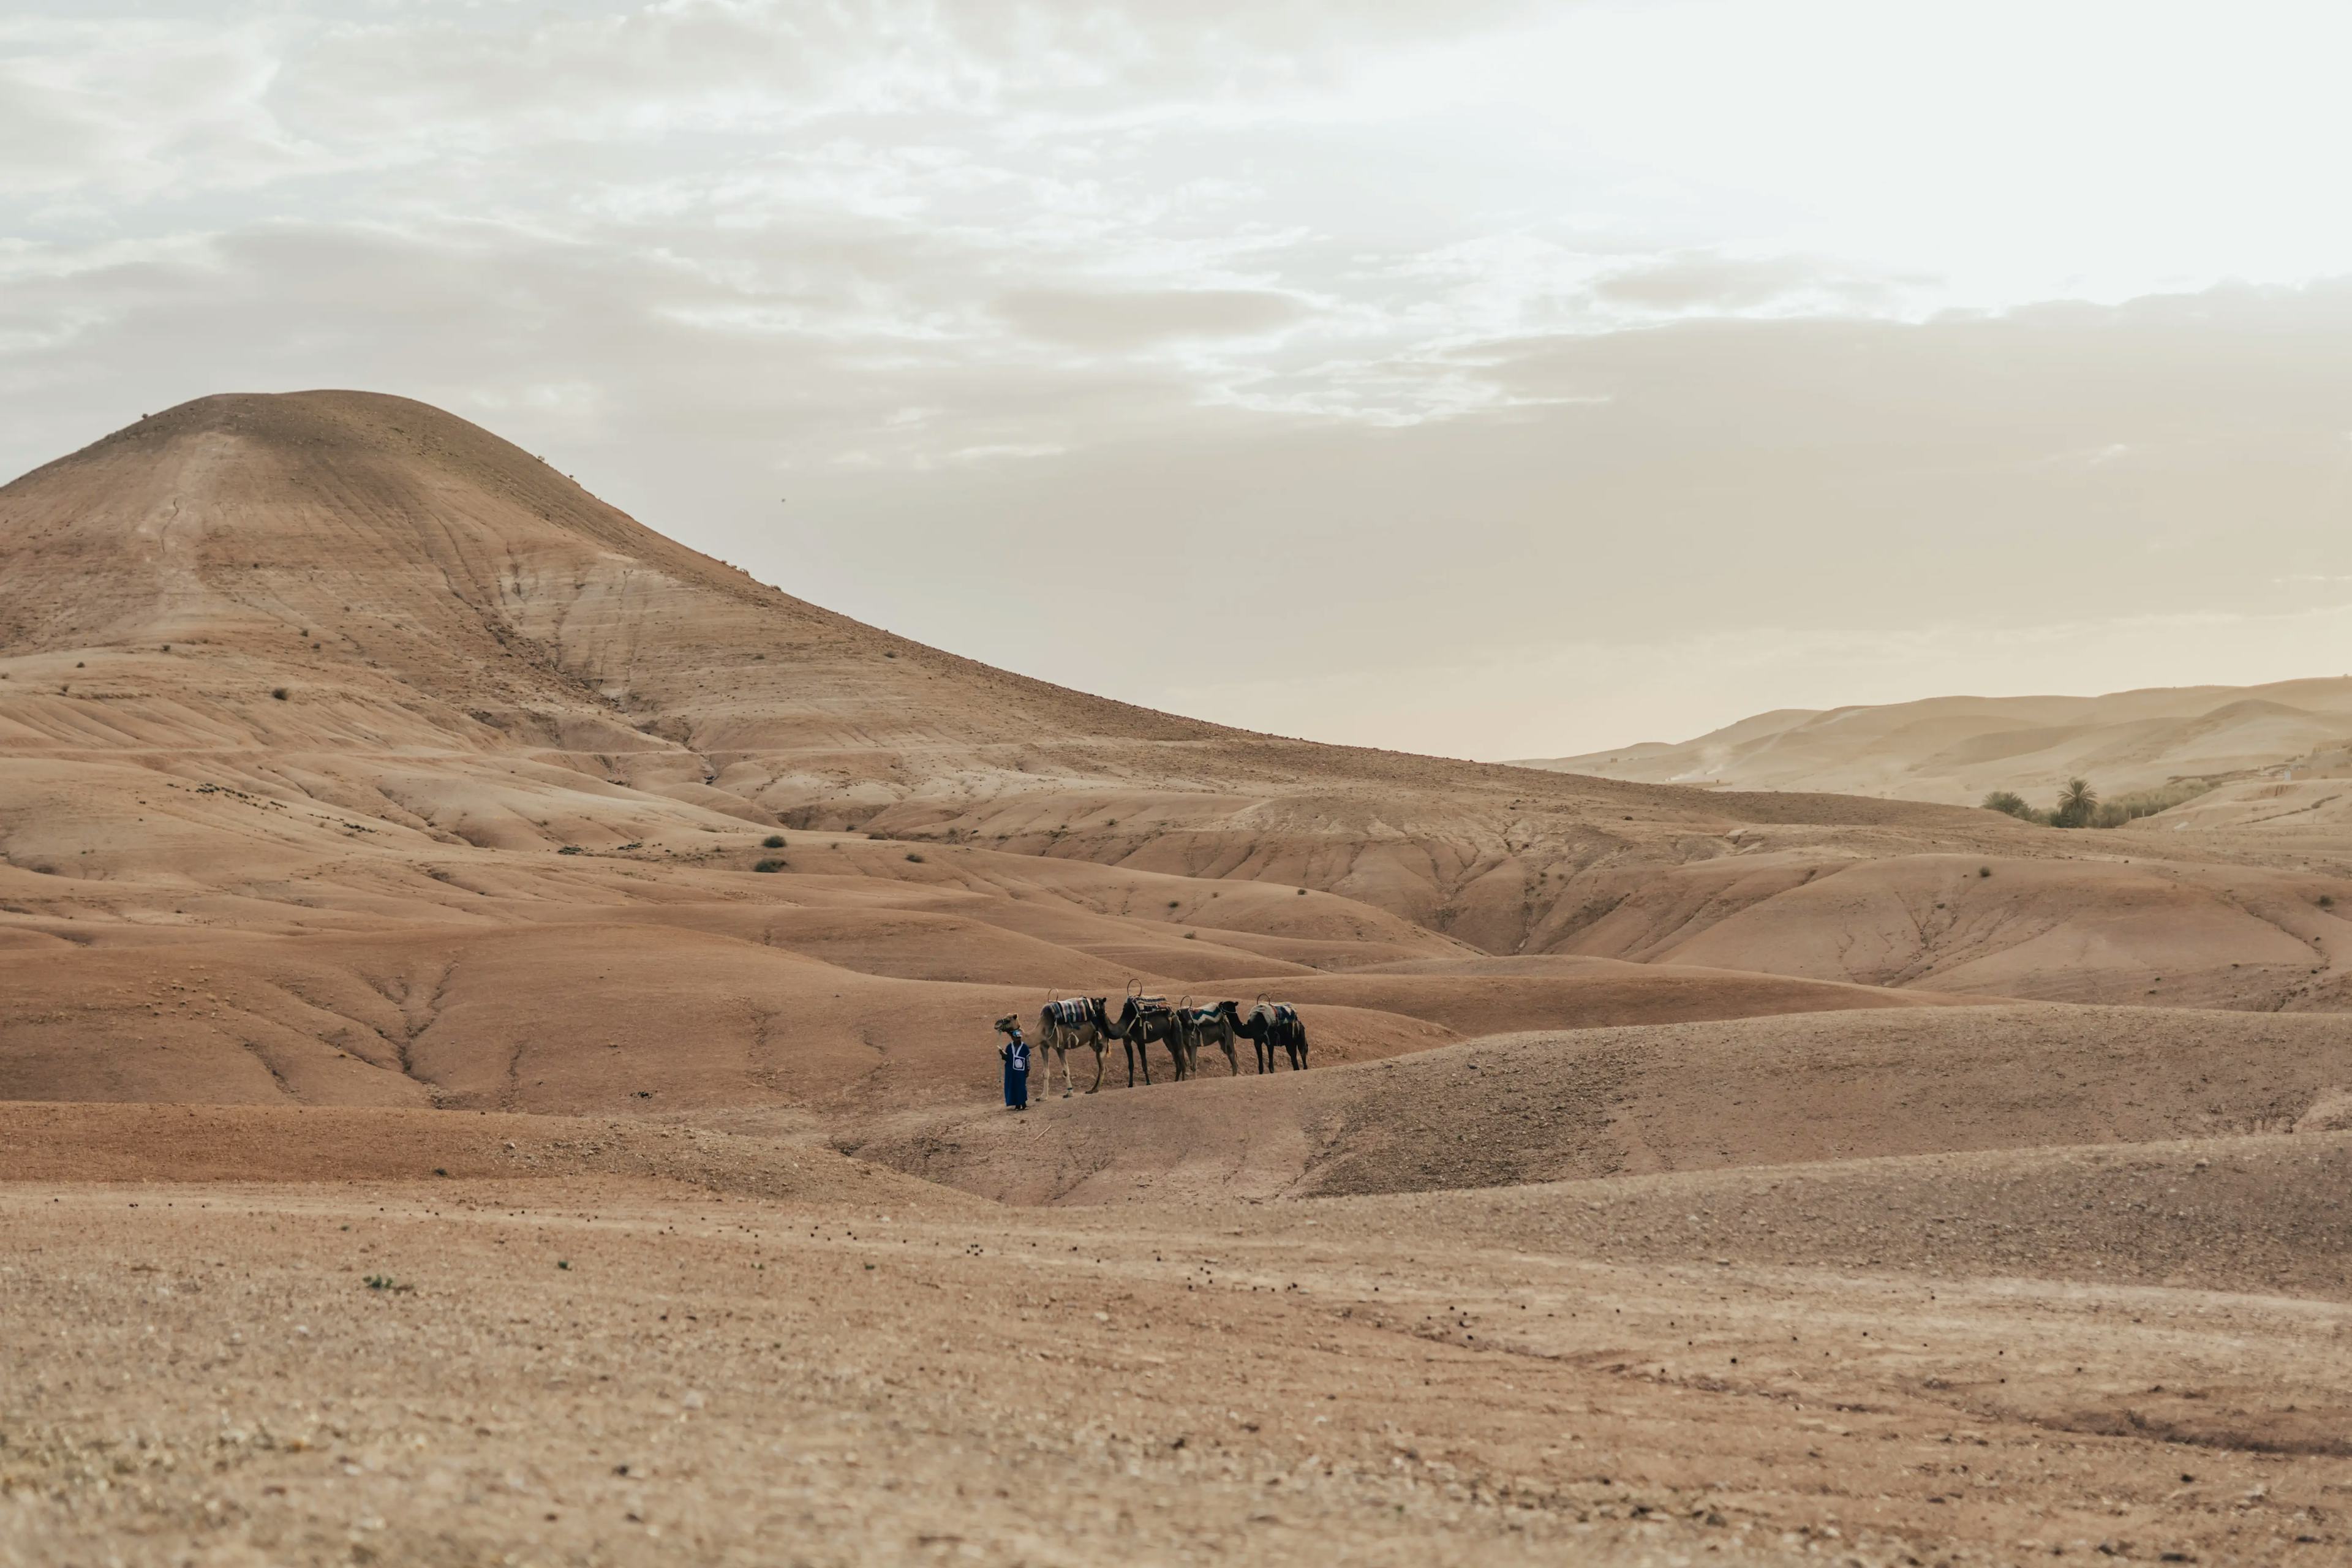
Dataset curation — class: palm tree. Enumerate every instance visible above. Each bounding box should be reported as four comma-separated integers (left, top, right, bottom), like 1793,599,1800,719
2054,777,2097,827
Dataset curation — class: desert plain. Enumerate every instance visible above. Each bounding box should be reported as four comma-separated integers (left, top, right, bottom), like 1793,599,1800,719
5,393,2352,1566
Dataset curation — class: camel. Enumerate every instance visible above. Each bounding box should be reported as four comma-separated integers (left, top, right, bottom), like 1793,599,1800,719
1232,998,1310,1072
1112,990,1188,1084
1177,998,1244,1076
1035,995,1113,1095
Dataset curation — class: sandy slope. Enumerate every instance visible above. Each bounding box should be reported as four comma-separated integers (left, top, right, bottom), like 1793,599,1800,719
852,1004,2352,1204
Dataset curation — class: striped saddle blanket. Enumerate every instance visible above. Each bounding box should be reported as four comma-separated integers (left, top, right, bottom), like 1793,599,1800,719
1129,995,1171,1016
1046,998,1093,1027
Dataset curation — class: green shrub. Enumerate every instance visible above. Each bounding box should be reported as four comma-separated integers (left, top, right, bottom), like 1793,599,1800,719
2099,779,2218,823
1983,776,2218,831
905,851,925,862
762,834,786,848
753,858,786,873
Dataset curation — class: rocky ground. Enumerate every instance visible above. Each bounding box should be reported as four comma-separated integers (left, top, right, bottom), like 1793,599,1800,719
6,1129,2349,1567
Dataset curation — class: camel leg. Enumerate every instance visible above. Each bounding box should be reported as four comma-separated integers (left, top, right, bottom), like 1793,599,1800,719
1088,1039,1104,1093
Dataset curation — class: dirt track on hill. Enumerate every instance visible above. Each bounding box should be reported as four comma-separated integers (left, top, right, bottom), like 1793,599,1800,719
853,1003,2352,1205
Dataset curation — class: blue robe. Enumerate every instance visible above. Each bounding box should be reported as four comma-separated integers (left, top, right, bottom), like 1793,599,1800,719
1001,1034,1030,1109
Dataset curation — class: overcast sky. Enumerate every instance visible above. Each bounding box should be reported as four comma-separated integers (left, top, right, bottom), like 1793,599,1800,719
10,1,2352,758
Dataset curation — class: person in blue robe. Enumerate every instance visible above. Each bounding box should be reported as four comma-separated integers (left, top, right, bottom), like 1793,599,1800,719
996,1015,1030,1110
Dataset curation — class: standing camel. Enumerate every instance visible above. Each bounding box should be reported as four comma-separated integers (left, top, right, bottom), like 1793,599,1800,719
1035,996,1113,1095
1112,992,1188,1084
1234,998,1310,1071
1178,1000,1244,1076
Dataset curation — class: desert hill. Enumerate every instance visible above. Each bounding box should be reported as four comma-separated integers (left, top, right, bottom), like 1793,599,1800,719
15,394,2352,1567
1521,679,2352,809
5,391,2352,1125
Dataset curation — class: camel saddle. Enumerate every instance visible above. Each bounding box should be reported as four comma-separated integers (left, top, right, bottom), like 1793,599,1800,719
1129,994,1171,1016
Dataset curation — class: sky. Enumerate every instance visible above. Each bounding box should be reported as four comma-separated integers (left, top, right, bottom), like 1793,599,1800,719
8,0,2352,760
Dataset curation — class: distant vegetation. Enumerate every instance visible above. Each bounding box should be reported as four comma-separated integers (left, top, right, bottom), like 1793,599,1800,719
1981,777,2216,829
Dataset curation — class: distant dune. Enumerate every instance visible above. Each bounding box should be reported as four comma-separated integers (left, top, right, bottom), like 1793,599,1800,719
1518,681,2352,807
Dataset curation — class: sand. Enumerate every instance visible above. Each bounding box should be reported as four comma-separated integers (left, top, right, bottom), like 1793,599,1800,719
5,1109,2350,1565
10,392,2352,1564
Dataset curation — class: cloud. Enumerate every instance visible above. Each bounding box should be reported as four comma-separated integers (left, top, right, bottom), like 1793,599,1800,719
12,0,2352,763
0,18,323,201
1589,254,1904,314
995,287,1308,347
